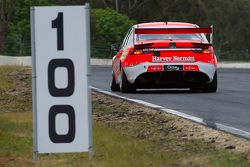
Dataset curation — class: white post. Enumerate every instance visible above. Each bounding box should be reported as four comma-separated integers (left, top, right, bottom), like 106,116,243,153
30,6,38,162
84,3,94,160
210,25,213,45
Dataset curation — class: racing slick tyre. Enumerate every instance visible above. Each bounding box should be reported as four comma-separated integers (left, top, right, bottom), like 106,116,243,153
120,69,136,93
202,72,217,93
110,73,120,91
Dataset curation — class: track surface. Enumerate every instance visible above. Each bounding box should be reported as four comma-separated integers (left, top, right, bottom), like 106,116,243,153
90,66,250,134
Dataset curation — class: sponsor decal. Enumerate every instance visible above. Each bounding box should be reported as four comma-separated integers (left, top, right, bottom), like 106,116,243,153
164,65,183,71
152,56,172,62
152,56,195,63
184,65,199,71
147,65,163,72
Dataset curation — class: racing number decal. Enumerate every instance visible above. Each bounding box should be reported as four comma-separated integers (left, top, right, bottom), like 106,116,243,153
48,12,76,143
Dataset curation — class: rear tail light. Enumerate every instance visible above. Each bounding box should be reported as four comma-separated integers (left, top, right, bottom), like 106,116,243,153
202,49,211,54
191,48,212,54
199,48,216,64
131,49,153,55
133,50,143,55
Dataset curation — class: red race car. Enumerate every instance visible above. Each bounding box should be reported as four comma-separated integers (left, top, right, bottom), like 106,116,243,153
110,22,217,93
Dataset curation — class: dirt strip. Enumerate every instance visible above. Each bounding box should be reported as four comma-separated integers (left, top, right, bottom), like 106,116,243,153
92,91,250,153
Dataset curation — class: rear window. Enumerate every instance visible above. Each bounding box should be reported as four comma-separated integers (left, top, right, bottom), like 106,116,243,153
138,34,203,41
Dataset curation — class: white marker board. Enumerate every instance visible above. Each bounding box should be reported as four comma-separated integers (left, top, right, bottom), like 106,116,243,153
31,5,92,154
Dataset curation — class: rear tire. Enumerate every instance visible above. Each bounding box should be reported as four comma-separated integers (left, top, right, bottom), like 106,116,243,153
202,72,217,93
110,72,120,91
120,69,135,93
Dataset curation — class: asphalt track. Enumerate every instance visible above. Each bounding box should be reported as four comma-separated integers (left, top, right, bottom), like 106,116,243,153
90,66,250,138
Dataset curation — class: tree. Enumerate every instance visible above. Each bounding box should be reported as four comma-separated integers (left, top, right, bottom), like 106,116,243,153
102,0,150,15
91,8,136,57
48,0,88,5
3,0,249,60
5,0,49,56
92,8,136,44
0,0,17,53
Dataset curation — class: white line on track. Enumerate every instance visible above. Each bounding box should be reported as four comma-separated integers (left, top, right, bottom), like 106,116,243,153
91,86,250,139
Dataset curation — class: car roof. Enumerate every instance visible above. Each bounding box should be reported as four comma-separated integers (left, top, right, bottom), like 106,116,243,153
136,22,197,28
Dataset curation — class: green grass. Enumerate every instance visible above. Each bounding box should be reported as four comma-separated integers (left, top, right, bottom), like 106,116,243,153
0,111,249,167
0,66,250,167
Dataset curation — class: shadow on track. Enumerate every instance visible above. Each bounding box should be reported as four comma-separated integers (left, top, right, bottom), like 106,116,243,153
132,89,204,94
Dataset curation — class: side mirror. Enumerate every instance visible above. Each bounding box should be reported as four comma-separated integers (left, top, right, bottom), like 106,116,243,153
111,43,119,56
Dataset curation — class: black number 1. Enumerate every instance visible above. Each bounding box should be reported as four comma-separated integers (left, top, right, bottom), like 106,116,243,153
52,12,64,50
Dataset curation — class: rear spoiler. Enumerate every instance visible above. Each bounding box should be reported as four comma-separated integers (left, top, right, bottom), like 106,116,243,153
134,25,213,44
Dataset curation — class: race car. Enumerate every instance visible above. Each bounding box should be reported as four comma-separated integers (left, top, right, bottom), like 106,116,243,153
110,22,217,93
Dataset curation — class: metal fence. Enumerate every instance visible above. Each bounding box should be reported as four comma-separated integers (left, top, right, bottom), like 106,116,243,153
0,39,31,56
1,40,249,61
0,39,112,58
215,49,250,61
91,45,111,58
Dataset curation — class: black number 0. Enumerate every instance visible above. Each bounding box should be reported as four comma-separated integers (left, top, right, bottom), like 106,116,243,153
48,59,75,97
49,105,75,143
48,12,76,143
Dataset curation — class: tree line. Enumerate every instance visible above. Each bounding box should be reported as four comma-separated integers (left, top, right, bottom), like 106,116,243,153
0,0,249,60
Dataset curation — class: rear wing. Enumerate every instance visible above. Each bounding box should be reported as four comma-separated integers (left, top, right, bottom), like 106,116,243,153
134,25,213,44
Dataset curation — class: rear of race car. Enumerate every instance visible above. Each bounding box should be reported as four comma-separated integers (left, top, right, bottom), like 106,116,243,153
118,23,217,92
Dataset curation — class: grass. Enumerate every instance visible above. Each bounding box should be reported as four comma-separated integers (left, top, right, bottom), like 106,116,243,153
0,66,250,167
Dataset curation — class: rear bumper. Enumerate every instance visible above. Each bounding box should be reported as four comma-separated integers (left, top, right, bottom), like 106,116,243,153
123,62,216,85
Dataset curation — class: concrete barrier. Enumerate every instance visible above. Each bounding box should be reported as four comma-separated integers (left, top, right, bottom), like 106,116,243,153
0,55,32,66
217,62,250,69
91,58,112,66
0,55,250,68
0,55,112,67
